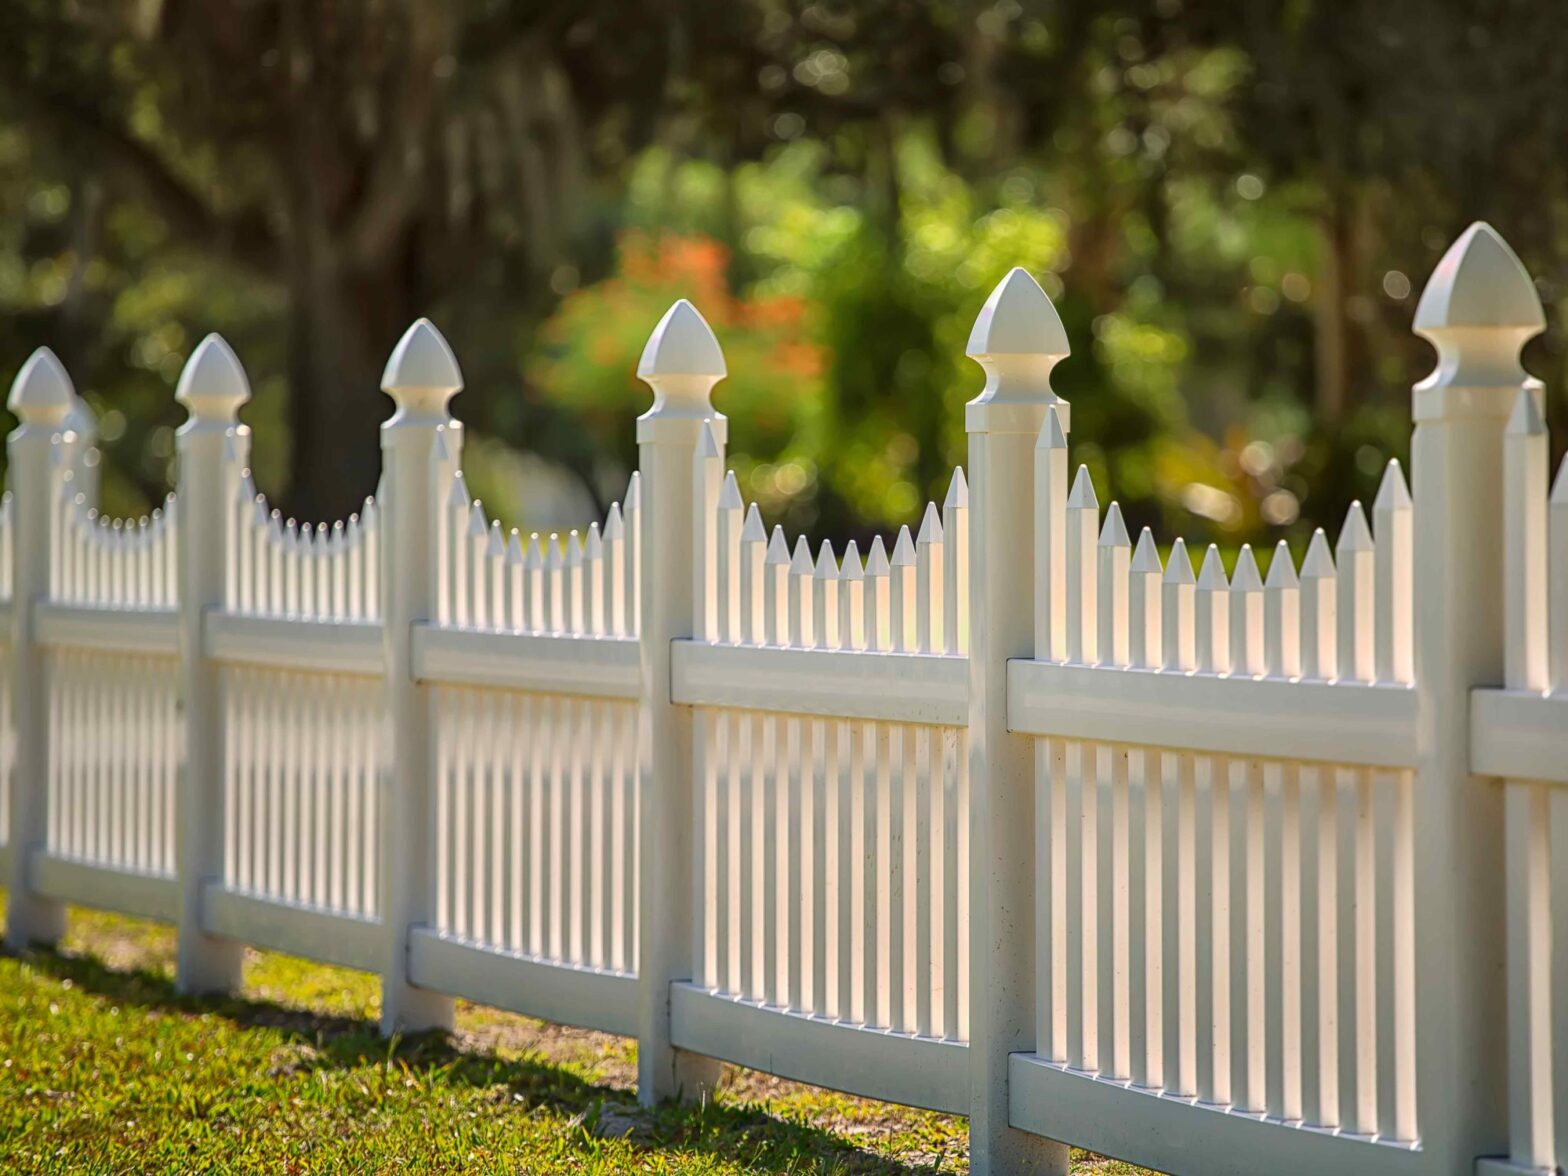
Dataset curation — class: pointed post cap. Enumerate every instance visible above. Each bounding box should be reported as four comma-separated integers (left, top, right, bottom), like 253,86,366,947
1414,223,1544,335
1413,223,1544,421
966,267,1071,435
176,334,252,430
8,347,76,427
637,299,728,443
382,318,463,424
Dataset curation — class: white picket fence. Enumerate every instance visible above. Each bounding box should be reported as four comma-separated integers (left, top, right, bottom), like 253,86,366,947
1,222,1563,1176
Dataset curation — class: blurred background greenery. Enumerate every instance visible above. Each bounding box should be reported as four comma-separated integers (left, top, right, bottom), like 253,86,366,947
2,1,1565,554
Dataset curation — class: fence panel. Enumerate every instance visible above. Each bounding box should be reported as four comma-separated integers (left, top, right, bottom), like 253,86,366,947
403,464,644,1037
1472,383,1568,1176
669,452,972,1114
2,222,1564,1176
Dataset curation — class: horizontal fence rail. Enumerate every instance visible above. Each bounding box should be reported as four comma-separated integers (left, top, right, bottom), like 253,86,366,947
1,223,1563,1176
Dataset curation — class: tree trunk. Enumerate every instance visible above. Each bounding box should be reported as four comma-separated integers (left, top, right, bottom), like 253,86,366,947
1314,207,1349,425
280,203,419,525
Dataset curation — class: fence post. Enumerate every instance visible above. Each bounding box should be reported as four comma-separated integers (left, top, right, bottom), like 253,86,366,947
174,336,251,993
4,349,71,950
1408,222,1541,1171
635,299,725,1104
964,268,1072,1175
378,318,462,1035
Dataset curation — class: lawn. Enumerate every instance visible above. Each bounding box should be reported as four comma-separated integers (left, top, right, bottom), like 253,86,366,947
0,892,1154,1173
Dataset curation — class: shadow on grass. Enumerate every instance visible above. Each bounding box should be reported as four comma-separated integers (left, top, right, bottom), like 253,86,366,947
14,942,953,1174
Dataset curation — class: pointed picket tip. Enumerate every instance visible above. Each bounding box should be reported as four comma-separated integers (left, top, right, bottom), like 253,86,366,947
8,347,75,422
488,522,506,556
944,466,969,510
841,540,865,579
966,267,1070,358
1374,459,1412,513
1099,501,1131,548
1163,537,1196,585
447,471,471,510
545,534,565,567
1506,387,1547,437
586,522,604,558
1067,464,1099,511
1036,404,1069,450
525,534,545,568
1302,528,1337,577
604,501,624,540
1553,454,1568,505
638,299,726,379
1415,222,1544,335
815,540,839,579
697,418,723,459
890,523,915,567
1337,500,1374,554
176,334,252,422
917,500,944,545
766,525,791,563
567,530,585,562
1131,527,1162,574
1232,544,1263,592
467,500,488,537
1197,543,1229,589
741,502,766,542
719,470,743,510
790,535,814,573
507,530,525,562
625,471,642,510
866,535,891,575
382,318,463,394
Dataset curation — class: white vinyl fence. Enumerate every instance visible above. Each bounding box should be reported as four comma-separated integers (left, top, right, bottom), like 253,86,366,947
1,221,1562,1176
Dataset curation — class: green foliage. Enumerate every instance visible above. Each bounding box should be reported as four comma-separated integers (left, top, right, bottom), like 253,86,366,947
3,1,1565,549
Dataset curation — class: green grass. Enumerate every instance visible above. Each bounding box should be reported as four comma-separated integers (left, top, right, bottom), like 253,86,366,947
0,892,1156,1173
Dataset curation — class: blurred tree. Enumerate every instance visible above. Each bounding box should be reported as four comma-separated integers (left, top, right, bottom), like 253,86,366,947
1,0,1566,556
0,0,684,519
